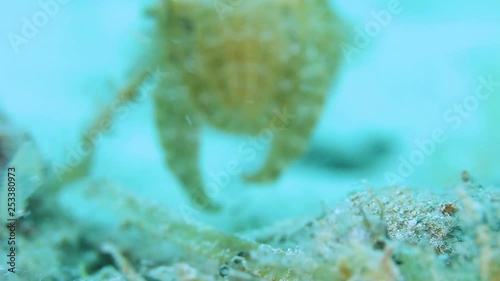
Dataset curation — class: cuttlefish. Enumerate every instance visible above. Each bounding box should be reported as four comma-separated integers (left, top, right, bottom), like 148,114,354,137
83,0,344,211
150,0,343,210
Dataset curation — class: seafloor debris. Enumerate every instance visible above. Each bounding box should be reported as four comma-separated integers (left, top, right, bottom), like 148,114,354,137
0,112,24,170
0,112,44,222
2,171,498,281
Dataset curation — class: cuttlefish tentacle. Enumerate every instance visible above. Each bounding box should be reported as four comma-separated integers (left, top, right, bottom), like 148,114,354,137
243,86,328,183
153,75,220,211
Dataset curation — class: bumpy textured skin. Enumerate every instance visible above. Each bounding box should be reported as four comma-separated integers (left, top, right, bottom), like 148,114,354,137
152,0,343,210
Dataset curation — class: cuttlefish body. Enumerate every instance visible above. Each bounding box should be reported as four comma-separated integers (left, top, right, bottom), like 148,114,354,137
150,0,343,210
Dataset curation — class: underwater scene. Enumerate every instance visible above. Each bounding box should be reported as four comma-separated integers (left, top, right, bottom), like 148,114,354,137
1,0,499,280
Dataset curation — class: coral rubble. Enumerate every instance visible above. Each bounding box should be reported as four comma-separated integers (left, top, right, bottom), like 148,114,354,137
1,169,498,280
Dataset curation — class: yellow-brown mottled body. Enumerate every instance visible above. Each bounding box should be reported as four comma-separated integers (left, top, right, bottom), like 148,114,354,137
152,0,343,210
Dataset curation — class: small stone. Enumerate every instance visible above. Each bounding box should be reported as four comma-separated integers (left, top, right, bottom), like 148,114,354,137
219,265,230,277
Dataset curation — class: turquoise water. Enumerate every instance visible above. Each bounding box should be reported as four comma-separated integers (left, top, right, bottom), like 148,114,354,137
0,1,499,280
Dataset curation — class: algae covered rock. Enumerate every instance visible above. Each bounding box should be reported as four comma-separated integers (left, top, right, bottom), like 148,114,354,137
1,128,498,281
60,177,498,281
